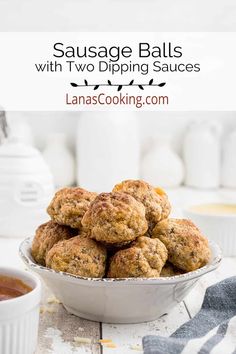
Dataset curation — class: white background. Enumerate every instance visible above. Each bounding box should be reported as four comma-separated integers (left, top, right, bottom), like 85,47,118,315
0,0,236,32
7,111,236,156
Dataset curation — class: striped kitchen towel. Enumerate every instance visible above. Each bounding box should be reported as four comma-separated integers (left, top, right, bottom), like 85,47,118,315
143,277,236,354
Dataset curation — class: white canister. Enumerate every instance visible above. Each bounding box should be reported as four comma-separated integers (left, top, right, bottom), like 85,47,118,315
0,139,54,238
183,120,221,189
0,267,41,354
7,116,34,146
76,112,140,192
222,130,236,188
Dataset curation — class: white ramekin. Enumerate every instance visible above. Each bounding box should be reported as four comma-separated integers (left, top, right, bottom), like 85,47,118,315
184,205,236,257
0,267,41,354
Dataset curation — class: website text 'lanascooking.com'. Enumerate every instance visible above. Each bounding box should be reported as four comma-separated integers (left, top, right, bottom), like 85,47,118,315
65,92,169,109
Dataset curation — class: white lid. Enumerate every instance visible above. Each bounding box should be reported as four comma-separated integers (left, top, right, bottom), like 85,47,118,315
0,138,40,158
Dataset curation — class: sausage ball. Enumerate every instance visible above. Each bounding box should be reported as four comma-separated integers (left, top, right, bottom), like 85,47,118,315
31,221,76,266
46,236,107,278
47,187,97,229
82,192,148,245
112,180,171,231
107,236,168,278
160,262,185,277
152,219,211,272
101,240,132,253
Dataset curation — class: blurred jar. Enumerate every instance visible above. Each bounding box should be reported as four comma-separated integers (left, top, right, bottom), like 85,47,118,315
7,116,34,146
76,112,140,192
141,134,184,188
222,130,236,188
183,120,221,189
43,133,75,188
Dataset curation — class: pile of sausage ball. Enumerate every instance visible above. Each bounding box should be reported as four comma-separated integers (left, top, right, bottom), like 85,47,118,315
31,180,211,279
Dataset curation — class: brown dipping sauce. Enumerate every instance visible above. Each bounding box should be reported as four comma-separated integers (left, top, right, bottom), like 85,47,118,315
0,275,32,301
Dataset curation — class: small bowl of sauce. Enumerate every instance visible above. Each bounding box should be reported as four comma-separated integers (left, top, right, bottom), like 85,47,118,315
0,274,32,302
184,203,236,256
188,203,236,216
0,268,41,354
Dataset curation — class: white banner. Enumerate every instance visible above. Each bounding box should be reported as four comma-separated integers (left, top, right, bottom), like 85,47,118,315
0,32,235,111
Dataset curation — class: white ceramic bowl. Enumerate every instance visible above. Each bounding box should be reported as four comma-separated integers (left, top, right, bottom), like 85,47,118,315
184,204,236,257
0,267,41,354
19,237,222,324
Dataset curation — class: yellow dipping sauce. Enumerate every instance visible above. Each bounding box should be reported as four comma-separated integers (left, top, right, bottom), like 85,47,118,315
190,203,236,216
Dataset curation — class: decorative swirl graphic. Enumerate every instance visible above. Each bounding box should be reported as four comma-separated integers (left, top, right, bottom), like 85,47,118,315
70,79,166,91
